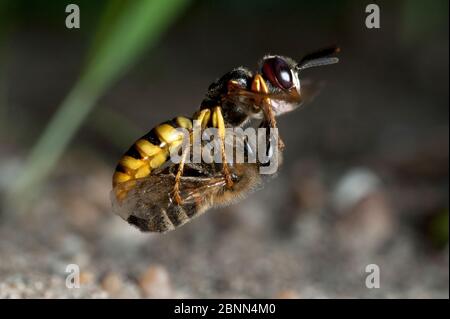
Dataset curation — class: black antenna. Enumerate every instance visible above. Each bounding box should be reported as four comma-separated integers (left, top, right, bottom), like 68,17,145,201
297,46,340,71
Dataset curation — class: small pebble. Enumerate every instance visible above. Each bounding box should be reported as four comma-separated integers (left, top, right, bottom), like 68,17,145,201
101,272,124,296
138,265,172,298
276,289,300,299
80,271,95,285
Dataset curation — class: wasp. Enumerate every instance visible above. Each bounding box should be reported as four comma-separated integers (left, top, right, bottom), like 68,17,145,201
111,46,339,232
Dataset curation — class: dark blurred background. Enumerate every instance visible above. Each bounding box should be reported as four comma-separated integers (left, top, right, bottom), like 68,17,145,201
0,0,448,298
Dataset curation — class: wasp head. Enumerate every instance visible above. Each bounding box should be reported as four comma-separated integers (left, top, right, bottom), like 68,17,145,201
253,46,340,116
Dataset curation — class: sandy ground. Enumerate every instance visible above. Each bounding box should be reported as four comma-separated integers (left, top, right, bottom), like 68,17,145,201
0,151,448,298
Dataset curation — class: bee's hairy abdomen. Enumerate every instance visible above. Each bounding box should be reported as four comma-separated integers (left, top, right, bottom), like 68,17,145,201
121,163,262,233
126,200,203,232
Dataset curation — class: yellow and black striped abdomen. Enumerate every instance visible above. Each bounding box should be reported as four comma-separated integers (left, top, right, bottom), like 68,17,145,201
112,107,217,201
113,116,193,190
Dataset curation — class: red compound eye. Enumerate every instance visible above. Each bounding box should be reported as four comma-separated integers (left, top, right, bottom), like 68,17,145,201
262,57,293,90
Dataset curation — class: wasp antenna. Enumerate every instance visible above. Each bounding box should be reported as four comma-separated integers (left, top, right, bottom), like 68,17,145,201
297,57,339,71
297,45,340,71
299,46,340,64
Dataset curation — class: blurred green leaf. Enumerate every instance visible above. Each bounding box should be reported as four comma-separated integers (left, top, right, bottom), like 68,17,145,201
0,1,12,137
9,0,190,204
401,0,448,44
428,209,449,249
89,106,143,150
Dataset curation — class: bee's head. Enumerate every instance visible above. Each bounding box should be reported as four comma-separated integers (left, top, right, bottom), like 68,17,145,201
254,46,340,115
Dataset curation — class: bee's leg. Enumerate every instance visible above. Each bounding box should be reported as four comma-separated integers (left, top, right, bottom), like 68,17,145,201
212,106,234,188
251,74,285,150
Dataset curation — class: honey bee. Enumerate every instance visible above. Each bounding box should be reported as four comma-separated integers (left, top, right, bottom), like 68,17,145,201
111,46,339,232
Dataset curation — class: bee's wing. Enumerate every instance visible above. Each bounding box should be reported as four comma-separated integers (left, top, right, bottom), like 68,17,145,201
111,173,228,232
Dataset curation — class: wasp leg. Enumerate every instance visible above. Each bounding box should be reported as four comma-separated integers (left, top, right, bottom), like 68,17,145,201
172,149,189,205
251,74,285,150
263,101,285,150
212,106,234,188
170,107,214,203
171,140,190,205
